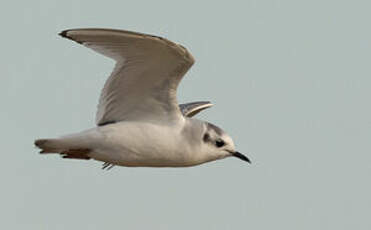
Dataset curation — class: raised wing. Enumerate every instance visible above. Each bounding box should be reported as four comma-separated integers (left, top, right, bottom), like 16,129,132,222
59,28,195,125
179,101,213,117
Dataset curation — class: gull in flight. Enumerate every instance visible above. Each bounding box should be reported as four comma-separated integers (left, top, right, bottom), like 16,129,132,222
34,28,251,169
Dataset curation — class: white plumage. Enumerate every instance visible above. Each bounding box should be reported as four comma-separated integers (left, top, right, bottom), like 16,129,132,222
35,28,250,169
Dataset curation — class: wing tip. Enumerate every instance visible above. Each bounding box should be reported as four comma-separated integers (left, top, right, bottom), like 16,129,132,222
58,30,68,38
179,101,214,117
204,101,213,106
196,101,214,107
58,30,83,44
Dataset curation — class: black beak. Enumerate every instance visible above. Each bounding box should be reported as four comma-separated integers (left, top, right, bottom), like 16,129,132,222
232,151,251,164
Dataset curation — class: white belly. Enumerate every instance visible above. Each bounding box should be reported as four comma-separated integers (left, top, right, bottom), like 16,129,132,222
87,121,196,167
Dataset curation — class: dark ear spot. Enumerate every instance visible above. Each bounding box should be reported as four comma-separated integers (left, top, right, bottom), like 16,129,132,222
203,133,210,142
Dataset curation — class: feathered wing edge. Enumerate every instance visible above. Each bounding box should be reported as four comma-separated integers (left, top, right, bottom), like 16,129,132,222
179,101,213,117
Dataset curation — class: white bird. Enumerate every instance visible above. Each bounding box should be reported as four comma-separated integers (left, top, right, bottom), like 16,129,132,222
35,28,250,169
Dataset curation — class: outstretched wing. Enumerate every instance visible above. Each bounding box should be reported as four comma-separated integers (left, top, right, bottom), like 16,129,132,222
59,28,195,125
179,101,213,117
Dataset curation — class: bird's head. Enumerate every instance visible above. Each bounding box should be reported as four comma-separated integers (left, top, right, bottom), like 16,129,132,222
201,122,251,164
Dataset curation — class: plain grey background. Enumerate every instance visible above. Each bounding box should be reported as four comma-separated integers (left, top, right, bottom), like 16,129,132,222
1,0,370,229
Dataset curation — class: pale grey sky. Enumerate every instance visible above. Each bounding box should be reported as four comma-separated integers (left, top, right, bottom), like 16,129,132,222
1,0,371,229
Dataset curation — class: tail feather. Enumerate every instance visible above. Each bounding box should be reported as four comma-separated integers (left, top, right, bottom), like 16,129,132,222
35,139,64,153
34,138,91,160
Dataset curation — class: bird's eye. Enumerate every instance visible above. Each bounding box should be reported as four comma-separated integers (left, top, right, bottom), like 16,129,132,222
215,139,225,148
